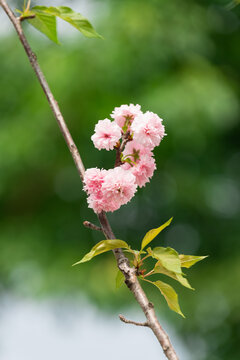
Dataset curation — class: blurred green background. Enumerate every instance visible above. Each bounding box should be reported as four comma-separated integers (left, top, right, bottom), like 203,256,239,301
0,0,240,359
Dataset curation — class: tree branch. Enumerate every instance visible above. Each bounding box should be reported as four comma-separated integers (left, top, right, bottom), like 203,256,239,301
0,1,179,359
83,221,103,232
119,314,149,327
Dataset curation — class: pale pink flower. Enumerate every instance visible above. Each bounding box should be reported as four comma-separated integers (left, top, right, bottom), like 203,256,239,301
122,140,153,164
83,168,107,213
131,111,166,149
101,167,137,212
122,155,156,188
87,194,106,214
84,167,137,213
83,168,107,194
91,119,121,151
111,104,142,130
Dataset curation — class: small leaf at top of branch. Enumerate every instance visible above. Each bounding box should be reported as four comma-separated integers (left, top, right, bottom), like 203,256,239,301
17,8,59,43
16,5,102,44
32,6,103,39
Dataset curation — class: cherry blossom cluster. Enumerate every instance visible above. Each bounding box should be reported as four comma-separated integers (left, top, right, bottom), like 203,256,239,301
84,104,166,213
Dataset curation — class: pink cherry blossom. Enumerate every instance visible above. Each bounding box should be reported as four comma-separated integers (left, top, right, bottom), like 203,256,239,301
84,105,165,212
111,104,142,129
83,168,107,194
83,168,105,213
131,111,166,149
101,167,137,212
122,155,156,188
87,193,106,214
122,140,153,163
91,118,121,151
83,167,137,213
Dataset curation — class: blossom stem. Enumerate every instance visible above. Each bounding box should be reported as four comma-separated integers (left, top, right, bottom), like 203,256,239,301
115,131,131,167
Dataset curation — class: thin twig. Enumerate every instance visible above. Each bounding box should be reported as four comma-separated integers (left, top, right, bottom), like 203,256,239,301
83,221,103,232
119,314,149,327
0,2,179,359
20,14,36,21
143,269,155,278
138,253,151,267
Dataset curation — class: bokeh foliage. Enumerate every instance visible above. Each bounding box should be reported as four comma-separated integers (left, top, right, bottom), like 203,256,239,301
0,0,240,359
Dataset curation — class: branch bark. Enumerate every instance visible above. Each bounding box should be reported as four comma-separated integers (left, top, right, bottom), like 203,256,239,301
0,1,179,359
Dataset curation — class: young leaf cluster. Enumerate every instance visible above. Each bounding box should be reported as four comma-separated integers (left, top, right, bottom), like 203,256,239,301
73,218,207,317
17,3,102,43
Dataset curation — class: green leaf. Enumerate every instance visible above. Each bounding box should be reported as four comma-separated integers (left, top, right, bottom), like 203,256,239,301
32,6,103,39
116,270,125,289
140,217,173,251
142,278,185,317
148,246,182,274
179,254,208,268
154,262,194,290
25,10,59,44
15,9,23,15
73,239,129,265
